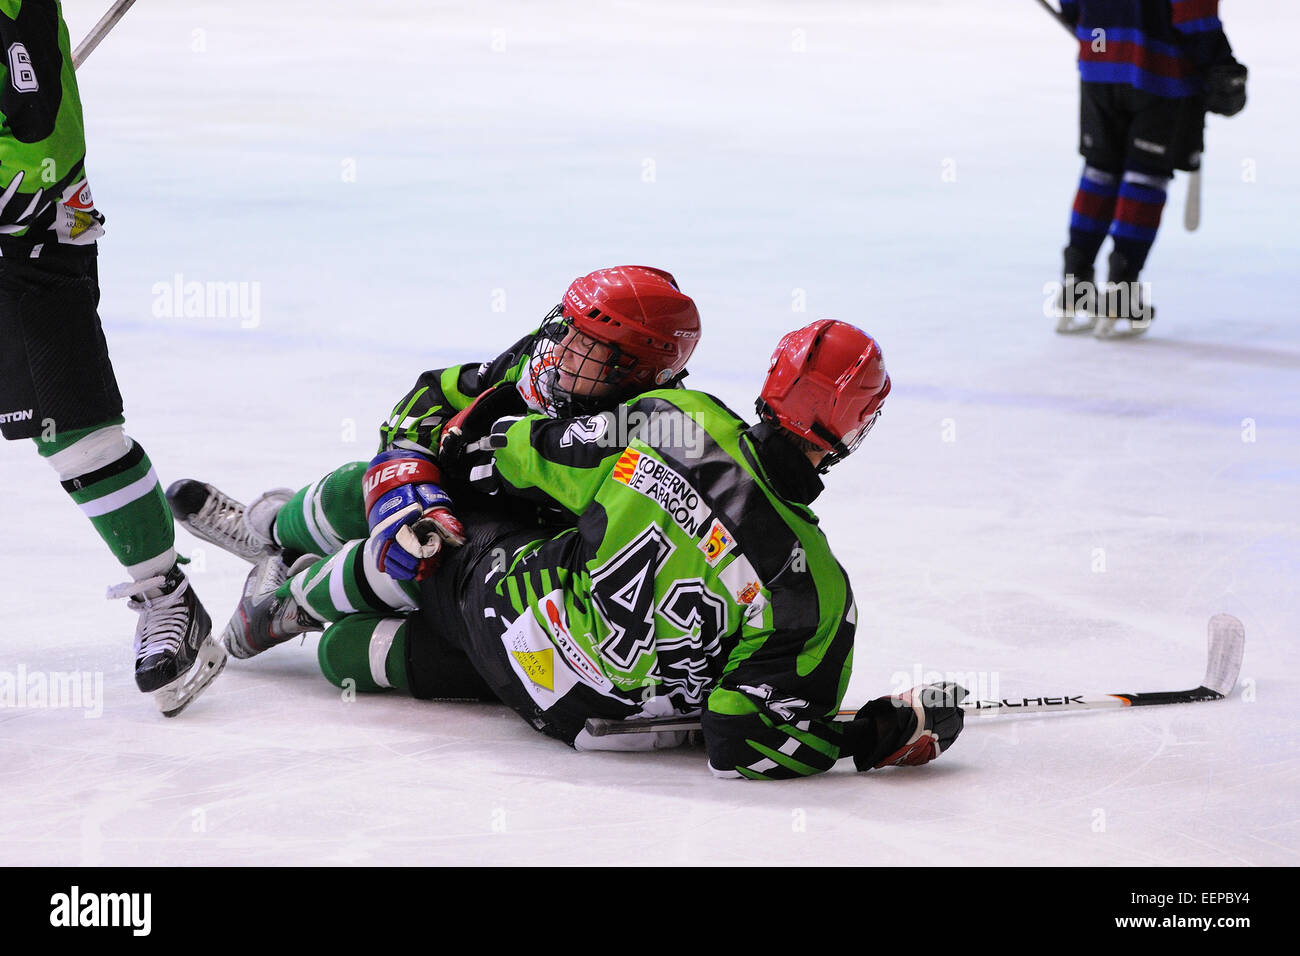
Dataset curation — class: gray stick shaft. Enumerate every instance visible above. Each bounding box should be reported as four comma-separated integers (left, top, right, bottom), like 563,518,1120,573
1185,168,1202,231
71,0,140,70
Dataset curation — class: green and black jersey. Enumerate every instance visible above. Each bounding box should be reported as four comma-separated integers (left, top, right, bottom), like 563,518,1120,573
0,0,104,255
484,390,857,779
377,331,536,456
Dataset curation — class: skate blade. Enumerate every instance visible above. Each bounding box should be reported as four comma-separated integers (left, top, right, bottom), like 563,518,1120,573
1094,316,1153,340
1055,311,1097,334
153,636,228,717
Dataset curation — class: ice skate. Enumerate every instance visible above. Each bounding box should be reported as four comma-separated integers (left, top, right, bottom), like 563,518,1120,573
1094,250,1156,340
109,564,226,717
1054,247,1100,334
222,552,324,659
166,479,292,563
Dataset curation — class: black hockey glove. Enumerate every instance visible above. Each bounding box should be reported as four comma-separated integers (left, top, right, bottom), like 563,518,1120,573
842,682,967,771
438,383,526,474
456,416,523,497
1204,60,1247,117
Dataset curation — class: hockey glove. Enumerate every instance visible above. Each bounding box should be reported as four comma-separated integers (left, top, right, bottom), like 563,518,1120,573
363,450,466,581
438,383,527,474
842,682,967,770
1205,60,1247,116
452,415,524,497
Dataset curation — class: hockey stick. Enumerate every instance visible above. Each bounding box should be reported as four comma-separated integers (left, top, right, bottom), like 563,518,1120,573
582,613,1245,737
1034,0,1075,38
71,0,139,70
1184,167,1202,231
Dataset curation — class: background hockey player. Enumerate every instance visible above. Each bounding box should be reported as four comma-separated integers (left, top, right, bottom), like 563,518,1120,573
191,266,702,703
1055,0,1247,337
314,319,966,779
0,0,221,714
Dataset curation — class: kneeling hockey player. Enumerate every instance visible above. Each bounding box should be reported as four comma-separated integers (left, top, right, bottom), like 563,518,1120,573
310,319,966,779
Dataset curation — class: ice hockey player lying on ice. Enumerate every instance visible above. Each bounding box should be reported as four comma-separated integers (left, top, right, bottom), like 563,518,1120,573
239,318,966,780
169,265,703,684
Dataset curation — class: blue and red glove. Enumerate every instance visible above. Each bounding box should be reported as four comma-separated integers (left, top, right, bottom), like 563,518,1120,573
363,450,466,581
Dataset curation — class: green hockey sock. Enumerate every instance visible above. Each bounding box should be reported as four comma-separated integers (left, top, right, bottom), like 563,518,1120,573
318,615,410,692
280,539,419,624
36,420,176,579
272,461,369,556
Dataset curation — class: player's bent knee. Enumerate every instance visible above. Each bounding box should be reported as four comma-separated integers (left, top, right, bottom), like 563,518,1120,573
318,615,408,693
36,421,131,481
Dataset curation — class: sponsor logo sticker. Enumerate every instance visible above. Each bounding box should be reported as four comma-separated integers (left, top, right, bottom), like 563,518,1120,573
510,647,554,692
541,594,612,690
699,518,736,566
612,448,710,537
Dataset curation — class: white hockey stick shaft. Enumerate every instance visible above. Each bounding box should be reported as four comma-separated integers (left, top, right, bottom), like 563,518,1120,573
1185,167,1202,231
72,0,140,70
584,614,1245,737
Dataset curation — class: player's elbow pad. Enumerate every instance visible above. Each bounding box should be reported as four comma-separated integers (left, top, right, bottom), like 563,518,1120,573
701,710,841,780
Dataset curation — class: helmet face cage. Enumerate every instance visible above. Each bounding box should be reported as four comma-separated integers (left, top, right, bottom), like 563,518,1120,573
531,307,639,417
821,406,882,471
765,400,883,474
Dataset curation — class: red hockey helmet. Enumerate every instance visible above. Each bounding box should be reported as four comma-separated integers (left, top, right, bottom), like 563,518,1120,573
757,320,890,471
531,266,701,415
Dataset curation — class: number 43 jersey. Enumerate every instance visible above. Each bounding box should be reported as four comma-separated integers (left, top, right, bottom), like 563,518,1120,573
487,389,858,779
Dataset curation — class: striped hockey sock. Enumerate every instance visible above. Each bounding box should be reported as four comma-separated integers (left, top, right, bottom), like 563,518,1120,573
281,538,419,625
271,462,369,557
36,420,176,581
317,615,410,692
1068,165,1120,265
1109,169,1171,277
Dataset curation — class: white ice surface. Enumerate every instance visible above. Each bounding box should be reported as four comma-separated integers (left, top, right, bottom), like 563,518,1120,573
1,0,1297,865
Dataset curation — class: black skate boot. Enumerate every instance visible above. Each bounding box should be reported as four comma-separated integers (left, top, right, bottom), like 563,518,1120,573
109,564,226,717
166,479,291,563
1095,250,1156,339
844,682,968,770
222,552,324,659
1055,246,1101,334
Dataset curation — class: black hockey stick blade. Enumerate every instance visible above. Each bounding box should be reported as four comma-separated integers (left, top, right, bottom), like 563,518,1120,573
1113,612,1245,704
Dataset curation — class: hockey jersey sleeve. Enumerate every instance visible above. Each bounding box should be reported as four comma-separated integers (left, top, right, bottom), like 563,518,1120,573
701,535,857,780
489,407,629,516
377,332,535,455
1170,0,1234,68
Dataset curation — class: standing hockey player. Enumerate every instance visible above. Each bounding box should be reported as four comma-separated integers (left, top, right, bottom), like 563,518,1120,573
312,320,966,779
1054,0,1247,338
0,1,221,714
